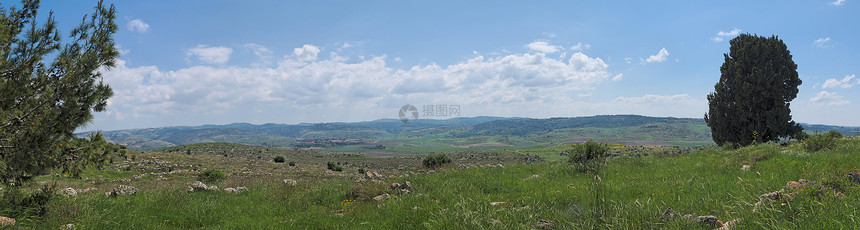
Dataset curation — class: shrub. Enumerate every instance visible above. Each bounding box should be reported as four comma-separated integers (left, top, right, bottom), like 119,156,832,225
273,156,286,163
568,140,609,172
826,130,843,139
803,132,836,152
0,184,56,218
327,162,343,172
288,161,296,166
422,154,452,169
358,168,365,174
198,169,226,184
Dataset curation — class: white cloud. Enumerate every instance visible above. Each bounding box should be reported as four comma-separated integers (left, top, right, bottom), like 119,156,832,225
645,48,669,63
810,91,850,106
243,43,273,67
292,44,321,62
612,73,623,81
101,44,612,121
187,45,233,64
127,19,150,33
613,94,693,104
526,41,562,53
712,28,741,42
570,42,591,51
832,0,846,6
813,37,832,47
624,57,632,64
822,74,858,88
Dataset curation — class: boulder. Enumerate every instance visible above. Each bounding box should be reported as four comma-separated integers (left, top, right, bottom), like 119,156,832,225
283,179,297,186
373,193,391,202
110,185,137,196
659,207,677,222
0,216,15,226
534,219,555,229
60,187,78,198
741,165,751,171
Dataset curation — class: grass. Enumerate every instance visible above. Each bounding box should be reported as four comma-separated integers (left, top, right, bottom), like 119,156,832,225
8,137,860,229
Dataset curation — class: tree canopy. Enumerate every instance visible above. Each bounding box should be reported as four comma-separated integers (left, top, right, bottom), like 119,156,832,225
1,0,119,185
705,33,803,147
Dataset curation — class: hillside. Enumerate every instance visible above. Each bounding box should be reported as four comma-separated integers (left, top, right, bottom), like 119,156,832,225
11,135,860,229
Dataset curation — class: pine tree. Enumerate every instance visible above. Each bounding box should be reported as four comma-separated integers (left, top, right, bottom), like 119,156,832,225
705,34,803,147
1,0,118,185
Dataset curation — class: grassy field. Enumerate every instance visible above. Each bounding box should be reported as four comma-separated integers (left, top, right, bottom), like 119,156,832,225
4,136,859,229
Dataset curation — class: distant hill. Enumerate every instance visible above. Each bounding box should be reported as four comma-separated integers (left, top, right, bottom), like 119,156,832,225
82,115,860,150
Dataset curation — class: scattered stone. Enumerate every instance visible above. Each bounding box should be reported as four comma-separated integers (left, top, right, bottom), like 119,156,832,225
60,187,78,198
659,207,677,222
224,188,237,193
64,223,76,229
206,185,219,191
525,174,540,180
283,179,297,186
682,214,694,220
427,170,435,174
364,172,375,180
235,186,247,193
400,181,412,191
695,215,723,227
190,181,209,191
0,216,15,226
717,218,742,230
412,206,419,211
113,178,131,183
534,219,555,229
373,193,391,202
373,171,383,179
109,185,137,197
741,165,751,171
785,179,813,190
390,182,401,190
490,201,506,206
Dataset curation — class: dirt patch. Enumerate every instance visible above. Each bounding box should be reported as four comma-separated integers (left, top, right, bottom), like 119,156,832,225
457,142,513,148
559,138,675,147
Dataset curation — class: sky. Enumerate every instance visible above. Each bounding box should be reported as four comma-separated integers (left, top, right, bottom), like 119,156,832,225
13,0,860,131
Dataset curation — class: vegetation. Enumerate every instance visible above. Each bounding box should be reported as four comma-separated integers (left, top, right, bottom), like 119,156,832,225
705,33,804,147
803,132,839,152
198,169,226,184
567,140,609,172
273,156,286,163
327,161,344,172
0,0,118,185
288,161,296,166
422,154,452,169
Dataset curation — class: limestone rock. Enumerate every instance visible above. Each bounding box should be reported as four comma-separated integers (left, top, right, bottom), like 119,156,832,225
0,216,15,226
659,207,677,222
390,182,401,190
235,186,247,193
373,193,391,202
110,185,137,197
490,201,506,206
695,215,723,227
717,218,742,230
60,187,78,198
283,179,297,186
224,188,237,193
741,165,751,171
64,223,76,229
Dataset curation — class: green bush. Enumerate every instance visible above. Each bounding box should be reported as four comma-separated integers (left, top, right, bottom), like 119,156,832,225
803,132,836,152
198,169,226,184
422,154,452,169
826,130,843,139
568,140,609,172
288,161,296,166
358,168,366,174
273,156,286,163
0,184,56,218
327,162,343,172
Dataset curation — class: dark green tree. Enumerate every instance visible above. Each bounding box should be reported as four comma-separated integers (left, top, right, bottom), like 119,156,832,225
705,34,803,146
1,0,119,185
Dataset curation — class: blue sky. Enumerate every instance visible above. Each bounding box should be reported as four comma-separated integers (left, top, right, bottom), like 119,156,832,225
21,0,860,131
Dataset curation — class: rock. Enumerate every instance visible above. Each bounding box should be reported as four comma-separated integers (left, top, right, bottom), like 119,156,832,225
717,218,742,230
235,186,247,193
847,172,860,184
110,185,137,196
659,207,677,222
526,174,540,180
0,216,15,226
64,223,76,229
490,201,506,206
224,188,237,193
206,185,219,191
741,165,751,171
785,179,813,190
682,214,694,220
364,172,375,180
186,186,194,192
60,187,78,198
427,170,435,174
400,181,412,191
373,193,391,202
283,179,297,186
695,215,723,227
534,219,555,229
390,183,401,190
191,181,209,190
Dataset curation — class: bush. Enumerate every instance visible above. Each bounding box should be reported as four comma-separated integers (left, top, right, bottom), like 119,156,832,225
273,156,286,163
422,154,452,169
327,162,343,172
803,132,837,152
358,168,365,174
568,140,609,172
288,161,296,166
0,184,56,218
198,169,226,184
826,130,843,139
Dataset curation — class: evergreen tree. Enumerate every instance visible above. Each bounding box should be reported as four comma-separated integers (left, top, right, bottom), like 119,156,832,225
705,34,803,146
1,0,118,185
